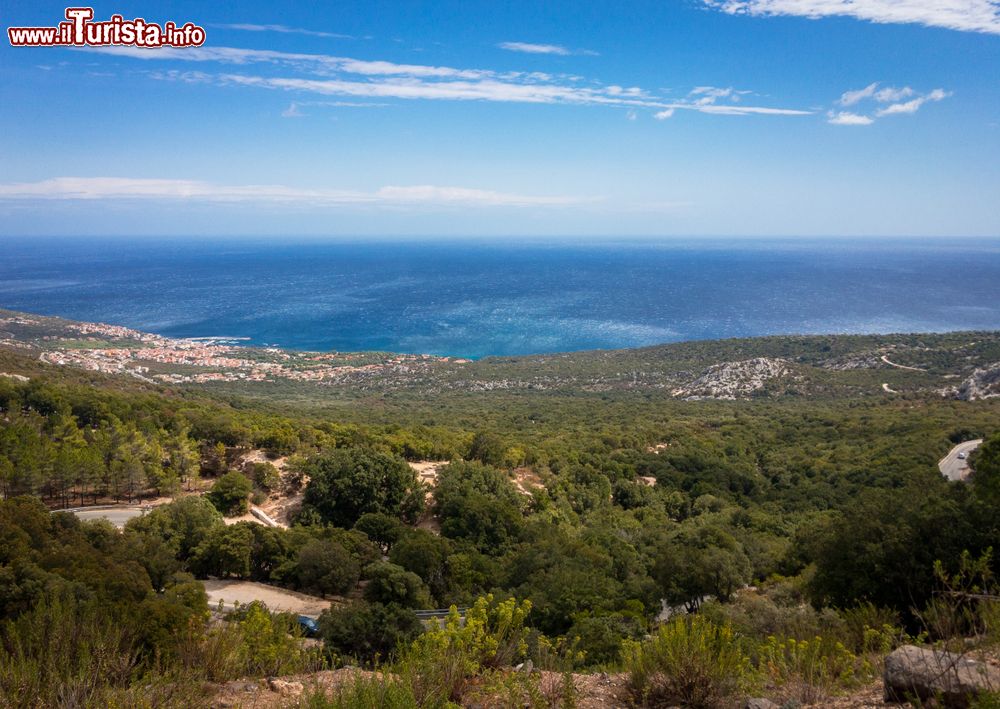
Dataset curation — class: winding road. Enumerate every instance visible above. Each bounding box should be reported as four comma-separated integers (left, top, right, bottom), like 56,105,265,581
68,505,148,527
938,439,983,482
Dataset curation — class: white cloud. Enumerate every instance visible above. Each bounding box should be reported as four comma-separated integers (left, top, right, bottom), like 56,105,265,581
827,111,874,125
654,108,675,120
874,86,915,102
216,23,354,39
85,45,496,79
85,45,811,117
703,0,1000,35
497,41,599,56
498,41,570,55
0,177,586,208
875,88,950,115
213,72,813,116
830,84,949,123
838,82,878,106
840,83,918,106
281,102,303,118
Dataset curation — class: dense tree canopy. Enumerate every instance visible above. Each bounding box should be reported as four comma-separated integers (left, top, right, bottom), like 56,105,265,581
298,448,424,528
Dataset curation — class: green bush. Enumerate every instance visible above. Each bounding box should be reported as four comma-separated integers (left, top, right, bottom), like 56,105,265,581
354,512,404,554
248,461,281,492
363,562,432,609
397,594,533,705
972,692,1000,709
291,538,361,596
234,601,325,677
0,593,143,708
319,601,422,665
758,635,868,704
299,448,425,528
622,615,757,708
206,471,254,516
299,673,419,709
566,612,646,668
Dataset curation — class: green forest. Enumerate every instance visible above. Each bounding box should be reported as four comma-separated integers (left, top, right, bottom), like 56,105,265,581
1,330,999,707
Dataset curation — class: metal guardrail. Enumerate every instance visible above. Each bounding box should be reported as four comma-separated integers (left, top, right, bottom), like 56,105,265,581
413,607,468,619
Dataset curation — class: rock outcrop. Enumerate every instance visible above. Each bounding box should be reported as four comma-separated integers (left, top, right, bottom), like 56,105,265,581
955,363,1000,401
672,358,792,400
883,645,1000,707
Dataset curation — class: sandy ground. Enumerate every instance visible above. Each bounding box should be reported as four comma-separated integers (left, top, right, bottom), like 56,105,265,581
408,460,448,492
202,580,330,617
512,466,545,496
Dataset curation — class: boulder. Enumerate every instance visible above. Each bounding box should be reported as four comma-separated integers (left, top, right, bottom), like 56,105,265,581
884,645,1000,707
267,678,304,697
743,699,779,709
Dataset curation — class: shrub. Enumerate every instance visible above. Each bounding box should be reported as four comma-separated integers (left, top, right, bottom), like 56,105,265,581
397,594,533,705
299,673,419,709
299,448,425,528
319,601,423,665
235,601,325,677
206,471,253,516
248,461,281,492
363,562,432,609
972,693,1000,709
0,593,142,708
758,635,868,704
622,615,757,708
292,538,361,596
567,612,646,668
354,512,404,554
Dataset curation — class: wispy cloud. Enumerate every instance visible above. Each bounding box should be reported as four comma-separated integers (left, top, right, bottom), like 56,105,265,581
875,88,950,116
828,83,949,124
497,41,598,56
85,45,810,118
0,177,587,208
216,23,354,40
838,82,916,106
702,0,1000,35
838,82,878,106
498,41,571,55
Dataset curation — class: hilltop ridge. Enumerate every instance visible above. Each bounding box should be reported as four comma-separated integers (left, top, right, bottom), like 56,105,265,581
3,307,1000,405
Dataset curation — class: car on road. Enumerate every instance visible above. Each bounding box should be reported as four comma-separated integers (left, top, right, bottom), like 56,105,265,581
297,615,319,638
958,452,967,460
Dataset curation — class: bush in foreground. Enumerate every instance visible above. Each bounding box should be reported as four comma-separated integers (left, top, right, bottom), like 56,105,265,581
623,615,757,708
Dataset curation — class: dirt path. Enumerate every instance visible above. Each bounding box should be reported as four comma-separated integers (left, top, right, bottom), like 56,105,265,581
202,580,330,617
880,355,925,372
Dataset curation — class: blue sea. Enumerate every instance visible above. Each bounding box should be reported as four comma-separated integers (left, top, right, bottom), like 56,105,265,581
1,237,999,358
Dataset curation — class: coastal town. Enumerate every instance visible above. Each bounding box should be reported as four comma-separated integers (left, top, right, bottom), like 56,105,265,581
2,312,464,386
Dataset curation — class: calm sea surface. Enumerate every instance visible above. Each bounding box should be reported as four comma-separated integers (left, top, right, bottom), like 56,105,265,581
1,238,998,358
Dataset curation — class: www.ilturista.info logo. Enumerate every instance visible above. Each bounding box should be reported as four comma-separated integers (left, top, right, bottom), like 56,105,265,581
8,7,206,47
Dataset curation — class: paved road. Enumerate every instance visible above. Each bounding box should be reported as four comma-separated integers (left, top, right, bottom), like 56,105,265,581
938,439,983,482
70,506,147,527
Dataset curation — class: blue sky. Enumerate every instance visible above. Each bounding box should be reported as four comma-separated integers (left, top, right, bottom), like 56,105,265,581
1,0,998,237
